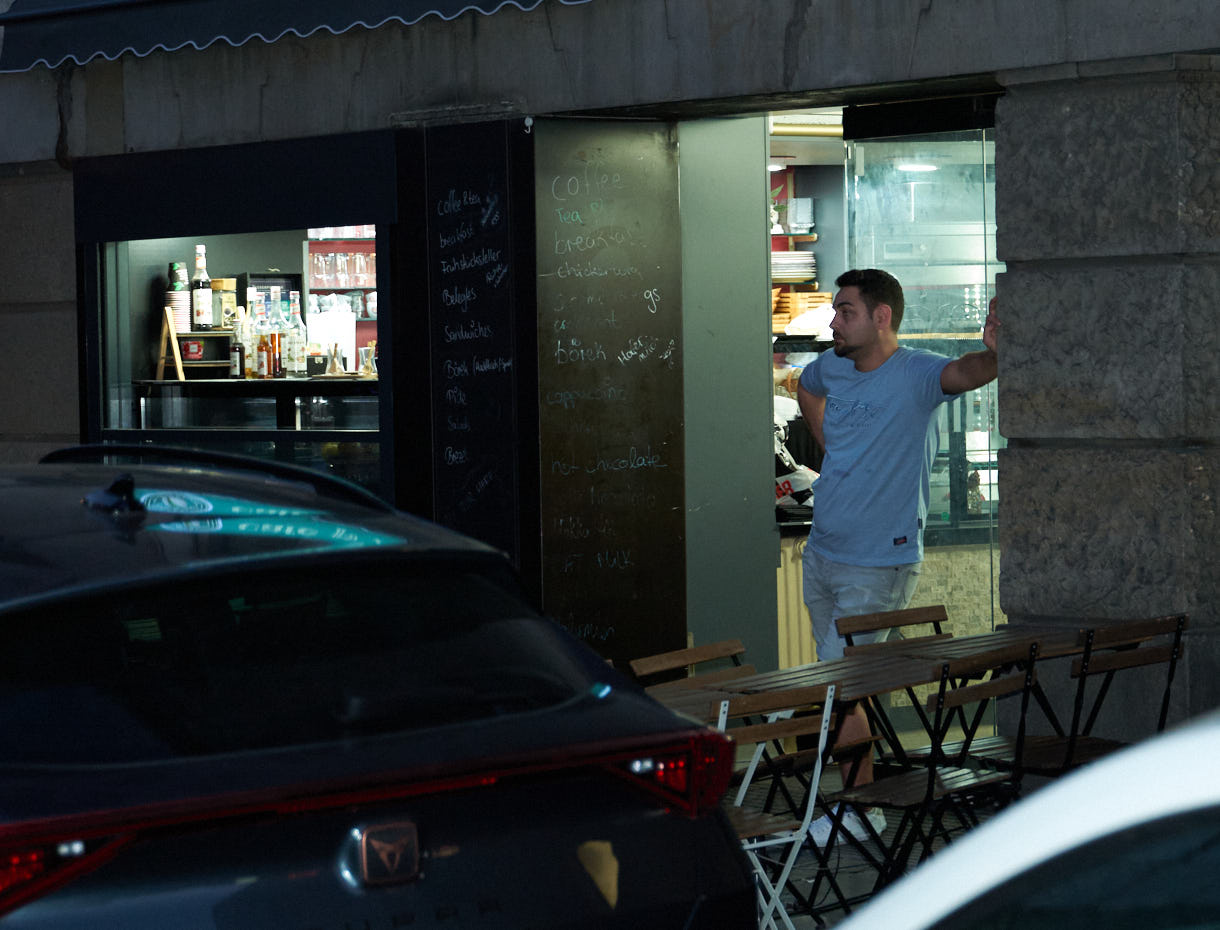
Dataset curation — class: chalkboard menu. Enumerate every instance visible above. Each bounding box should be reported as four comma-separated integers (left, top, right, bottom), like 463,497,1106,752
534,120,686,666
426,124,520,561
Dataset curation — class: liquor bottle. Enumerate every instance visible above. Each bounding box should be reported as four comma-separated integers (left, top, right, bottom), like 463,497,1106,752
285,291,308,378
268,286,284,378
243,291,259,378
253,299,274,380
277,296,290,378
191,244,212,331
228,335,245,378
230,307,246,379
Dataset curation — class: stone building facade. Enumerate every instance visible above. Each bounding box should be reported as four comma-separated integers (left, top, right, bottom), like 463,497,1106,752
1,0,1217,722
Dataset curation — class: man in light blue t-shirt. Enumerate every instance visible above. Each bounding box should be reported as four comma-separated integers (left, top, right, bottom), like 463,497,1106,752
797,268,999,846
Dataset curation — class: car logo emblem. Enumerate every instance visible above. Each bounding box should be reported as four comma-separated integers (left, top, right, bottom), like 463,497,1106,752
359,821,420,886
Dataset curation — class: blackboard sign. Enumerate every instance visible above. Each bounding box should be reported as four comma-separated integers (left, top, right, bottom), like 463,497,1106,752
425,124,520,561
534,120,686,666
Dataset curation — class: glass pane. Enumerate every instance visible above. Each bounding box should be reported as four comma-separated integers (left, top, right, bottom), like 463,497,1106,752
288,440,382,493
100,227,380,431
0,561,593,762
99,227,383,494
846,129,1004,636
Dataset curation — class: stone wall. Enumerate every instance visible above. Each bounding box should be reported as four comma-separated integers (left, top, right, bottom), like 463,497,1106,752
914,544,1006,637
0,162,79,463
893,544,1004,709
995,54,1219,724
6,1,1220,165
1,0,1219,720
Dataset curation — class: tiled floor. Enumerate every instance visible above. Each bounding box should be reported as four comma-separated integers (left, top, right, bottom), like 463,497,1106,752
782,800,920,928
780,768,919,928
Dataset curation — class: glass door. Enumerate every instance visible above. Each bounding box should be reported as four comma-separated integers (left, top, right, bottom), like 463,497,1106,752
846,129,1004,631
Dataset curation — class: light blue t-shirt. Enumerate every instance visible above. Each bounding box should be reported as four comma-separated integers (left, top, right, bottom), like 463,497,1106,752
799,346,952,567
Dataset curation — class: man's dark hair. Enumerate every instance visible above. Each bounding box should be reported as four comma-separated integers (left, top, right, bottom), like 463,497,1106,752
835,268,905,331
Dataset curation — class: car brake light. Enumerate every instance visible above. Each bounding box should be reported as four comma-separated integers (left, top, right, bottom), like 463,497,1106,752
1,850,43,894
616,729,734,817
0,836,131,918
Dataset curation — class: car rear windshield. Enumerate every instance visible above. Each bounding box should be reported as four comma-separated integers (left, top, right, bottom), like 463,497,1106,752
1,559,590,764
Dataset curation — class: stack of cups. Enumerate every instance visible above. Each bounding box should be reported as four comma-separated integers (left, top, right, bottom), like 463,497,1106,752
165,261,191,333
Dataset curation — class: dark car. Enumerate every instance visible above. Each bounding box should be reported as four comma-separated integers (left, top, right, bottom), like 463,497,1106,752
0,445,753,929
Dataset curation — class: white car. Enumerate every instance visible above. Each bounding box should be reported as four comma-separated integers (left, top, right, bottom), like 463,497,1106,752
835,708,1220,929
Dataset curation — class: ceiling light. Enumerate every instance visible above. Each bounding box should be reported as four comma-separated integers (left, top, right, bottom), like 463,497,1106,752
769,124,844,138
897,163,938,172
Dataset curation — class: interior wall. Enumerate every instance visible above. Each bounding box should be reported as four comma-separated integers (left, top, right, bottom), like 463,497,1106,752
794,164,847,291
680,116,779,672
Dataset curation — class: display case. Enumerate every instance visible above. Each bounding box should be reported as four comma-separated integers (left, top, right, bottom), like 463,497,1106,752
305,228,378,372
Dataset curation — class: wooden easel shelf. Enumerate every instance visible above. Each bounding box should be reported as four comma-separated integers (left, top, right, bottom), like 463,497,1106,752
155,307,185,381
156,309,236,380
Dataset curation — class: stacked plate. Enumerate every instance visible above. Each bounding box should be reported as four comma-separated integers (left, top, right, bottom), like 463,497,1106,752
771,250,817,284
164,290,191,333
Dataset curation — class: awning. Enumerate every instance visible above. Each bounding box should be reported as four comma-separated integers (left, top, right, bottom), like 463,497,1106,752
0,0,592,73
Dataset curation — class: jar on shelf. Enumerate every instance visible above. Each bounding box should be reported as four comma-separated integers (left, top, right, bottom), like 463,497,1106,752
210,278,238,329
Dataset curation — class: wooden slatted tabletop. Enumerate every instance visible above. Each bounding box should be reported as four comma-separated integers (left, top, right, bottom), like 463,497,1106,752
648,685,740,723
649,626,1091,754
712,652,943,704
895,624,1084,663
